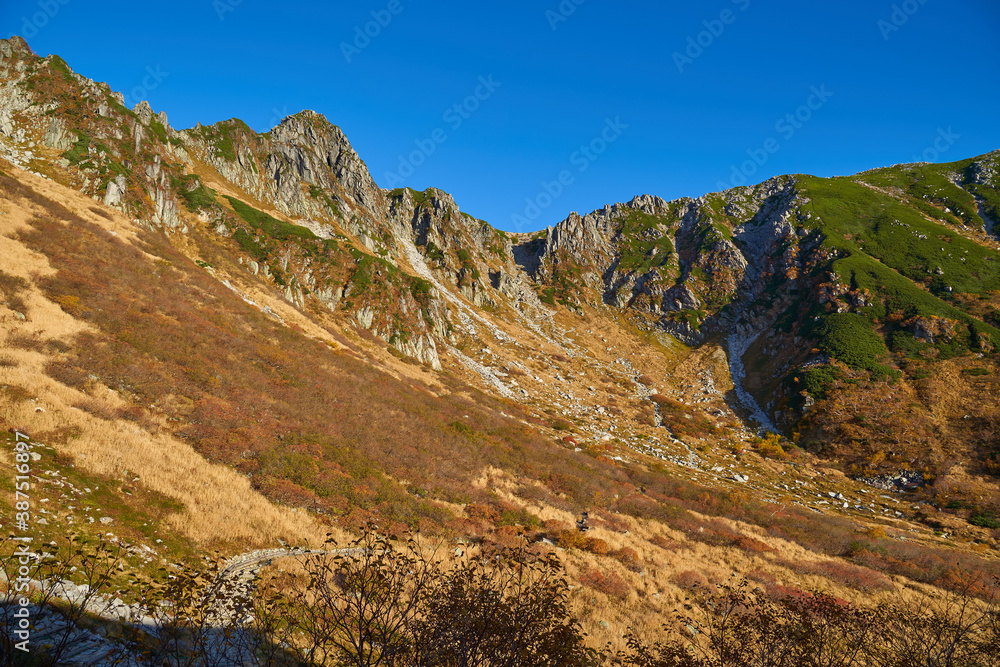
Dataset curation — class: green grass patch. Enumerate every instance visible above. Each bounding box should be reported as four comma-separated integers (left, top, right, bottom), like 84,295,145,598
170,174,216,212
616,210,675,273
148,118,168,144
814,313,889,373
424,241,445,263
232,228,268,261
799,175,1000,296
224,196,317,241
799,364,842,398
47,55,75,83
969,514,1000,529
192,120,252,162
63,133,91,165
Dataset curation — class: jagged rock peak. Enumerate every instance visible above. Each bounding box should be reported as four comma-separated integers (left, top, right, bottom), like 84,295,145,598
133,100,154,125
271,110,347,144
0,36,32,59
624,194,669,213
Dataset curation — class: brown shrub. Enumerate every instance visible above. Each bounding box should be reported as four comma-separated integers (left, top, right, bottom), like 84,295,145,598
672,569,710,591
594,510,631,533
0,269,28,313
543,519,571,533
733,535,778,554
552,529,588,550
584,537,610,555
614,546,642,572
466,503,500,526
649,534,679,551
579,567,630,599
5,332,45,351
782,558,893,592
72,398,118,421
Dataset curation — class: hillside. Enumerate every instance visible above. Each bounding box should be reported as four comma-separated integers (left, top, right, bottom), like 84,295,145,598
1,34,1000,663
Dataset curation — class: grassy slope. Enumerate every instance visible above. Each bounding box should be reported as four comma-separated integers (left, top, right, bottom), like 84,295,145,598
7,161,1000,649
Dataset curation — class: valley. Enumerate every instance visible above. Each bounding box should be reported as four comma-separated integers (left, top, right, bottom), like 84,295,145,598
1,34,999,664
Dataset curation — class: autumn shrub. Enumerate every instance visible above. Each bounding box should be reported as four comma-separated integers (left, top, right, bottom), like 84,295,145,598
543,519,572,533
551,418,573,431
672,570,710,591
579,567,630,599
594,510,631,533
781,558,893,592
732,535,777,554
578,537,607,556
754,432,787,460
649,533,679,551
0,268,28,313
466,503,500,526
552,528,589,550
613,546,642,572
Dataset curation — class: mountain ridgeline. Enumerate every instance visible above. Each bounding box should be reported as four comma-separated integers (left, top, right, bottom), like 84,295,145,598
2,33,1000,483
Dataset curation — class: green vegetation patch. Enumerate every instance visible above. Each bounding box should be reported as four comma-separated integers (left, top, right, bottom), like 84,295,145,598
192,120,252,162
233,228,268,261
969,514,1000,529
831,253,1000,351
799,175,1000,296
799,364,843,398
47,55,75,84
862,162,981,227
63,133,91,165
390,187,435,208
170,174,216,212
307,184,342,217
148,118,168,144
617,210,675,273
424,241,445,263
814,313,889,373
224,196,317,241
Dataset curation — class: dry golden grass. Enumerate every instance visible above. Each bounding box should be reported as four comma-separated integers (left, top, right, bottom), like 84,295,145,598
1,157,997,655
0,161,331,548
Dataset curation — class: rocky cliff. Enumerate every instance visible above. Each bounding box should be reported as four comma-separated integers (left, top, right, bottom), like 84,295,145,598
3,35,1000,465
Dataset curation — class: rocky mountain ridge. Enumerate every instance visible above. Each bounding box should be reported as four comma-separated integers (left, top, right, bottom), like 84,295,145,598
3,36,1000,484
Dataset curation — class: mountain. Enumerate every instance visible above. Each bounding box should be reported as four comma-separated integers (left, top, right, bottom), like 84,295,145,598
2,35,1000,661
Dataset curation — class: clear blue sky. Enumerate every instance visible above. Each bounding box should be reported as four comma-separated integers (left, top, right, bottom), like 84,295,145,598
4,0,999,232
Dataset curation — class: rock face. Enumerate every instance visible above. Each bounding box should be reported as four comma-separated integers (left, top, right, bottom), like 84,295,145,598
42,116,74,150
103,174,127,207
3,35,998,438
179,111,386,233
0,34,822,425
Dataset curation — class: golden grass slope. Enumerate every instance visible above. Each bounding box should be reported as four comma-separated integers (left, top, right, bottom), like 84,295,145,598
0,158,329,547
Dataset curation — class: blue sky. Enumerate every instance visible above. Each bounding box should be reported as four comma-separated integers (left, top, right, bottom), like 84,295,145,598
4,0,999,232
